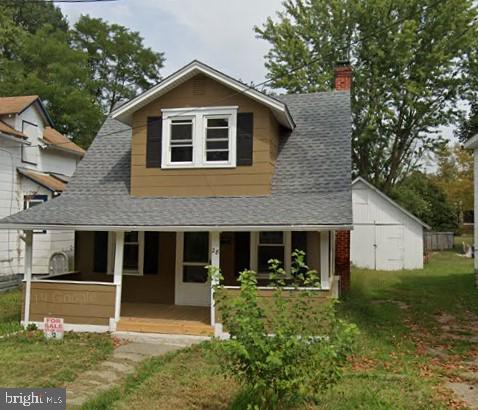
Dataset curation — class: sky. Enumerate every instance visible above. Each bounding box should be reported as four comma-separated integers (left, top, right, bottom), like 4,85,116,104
60,0,283,83
60,0,457,143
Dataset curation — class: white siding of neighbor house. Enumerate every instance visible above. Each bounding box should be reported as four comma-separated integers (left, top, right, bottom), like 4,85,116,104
15,105,46,168
41,150,79,176
351,179,425,270
0,139,23,276
0,102,79,278
21,178,74,275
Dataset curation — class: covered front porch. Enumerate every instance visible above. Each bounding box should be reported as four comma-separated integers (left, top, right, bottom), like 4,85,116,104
21,228,342,336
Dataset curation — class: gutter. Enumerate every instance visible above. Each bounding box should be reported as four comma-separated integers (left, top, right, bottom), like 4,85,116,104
0,223,354,232
0,132,29,145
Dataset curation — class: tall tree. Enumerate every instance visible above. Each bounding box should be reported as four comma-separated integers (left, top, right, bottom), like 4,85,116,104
0,25,103,148
391,171,458,231
432,144,473,225
3,0,68,34
72,15,165,113
256,0,477,193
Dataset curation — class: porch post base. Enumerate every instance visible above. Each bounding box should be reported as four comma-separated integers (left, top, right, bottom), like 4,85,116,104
214,323,230,340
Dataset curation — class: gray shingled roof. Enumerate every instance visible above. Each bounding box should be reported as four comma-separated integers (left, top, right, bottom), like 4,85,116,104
0,91,352,229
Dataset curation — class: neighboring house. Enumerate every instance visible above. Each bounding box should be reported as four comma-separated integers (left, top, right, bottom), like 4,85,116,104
0,61,352,336
0,96,85,283
464,135,478,285
351,177,430,270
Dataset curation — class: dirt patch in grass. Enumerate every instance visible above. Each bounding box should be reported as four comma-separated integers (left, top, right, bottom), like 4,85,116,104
0,330,113,387
81,344,239,410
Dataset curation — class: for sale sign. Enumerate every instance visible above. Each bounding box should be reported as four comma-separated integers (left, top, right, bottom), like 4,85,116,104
43,317,64,340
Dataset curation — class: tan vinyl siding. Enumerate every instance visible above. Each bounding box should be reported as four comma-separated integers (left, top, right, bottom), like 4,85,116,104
131,74,280,197
24,282,115,326
75,231,176,304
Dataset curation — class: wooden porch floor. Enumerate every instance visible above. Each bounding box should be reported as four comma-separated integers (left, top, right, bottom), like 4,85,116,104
117,303,213,336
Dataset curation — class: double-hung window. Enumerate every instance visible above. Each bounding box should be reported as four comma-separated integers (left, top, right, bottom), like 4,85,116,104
108,231,145,276
162,106,237,168
170,118,194,163
251,231,292,278
205,117,230,162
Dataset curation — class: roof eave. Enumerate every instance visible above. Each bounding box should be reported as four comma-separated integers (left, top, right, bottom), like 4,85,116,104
0,132,29,144
111,60,295,130
352,177,431,230
41,140,85,157
0,222,353,232
17,168,64,194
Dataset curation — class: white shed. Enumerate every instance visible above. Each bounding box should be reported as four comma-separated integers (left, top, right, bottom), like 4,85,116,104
351,177,430,270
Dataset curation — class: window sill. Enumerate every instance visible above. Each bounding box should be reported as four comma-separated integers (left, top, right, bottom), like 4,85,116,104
161,163,237,170
107,271,143,276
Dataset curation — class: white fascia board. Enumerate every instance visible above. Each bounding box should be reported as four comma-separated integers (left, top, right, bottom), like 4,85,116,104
352,176,431,230
111,61,294,129
0,223,353,232
0,132,29,145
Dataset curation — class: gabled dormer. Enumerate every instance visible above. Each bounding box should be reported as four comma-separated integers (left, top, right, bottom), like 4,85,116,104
112,61,295,197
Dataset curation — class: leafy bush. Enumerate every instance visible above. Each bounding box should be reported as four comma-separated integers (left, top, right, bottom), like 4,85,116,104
208,251,357,409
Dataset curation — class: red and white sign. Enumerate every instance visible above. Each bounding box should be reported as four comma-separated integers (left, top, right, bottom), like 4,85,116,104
43,317,64,340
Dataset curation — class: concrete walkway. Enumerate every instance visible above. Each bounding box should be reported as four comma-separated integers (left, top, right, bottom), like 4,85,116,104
66,333,208,408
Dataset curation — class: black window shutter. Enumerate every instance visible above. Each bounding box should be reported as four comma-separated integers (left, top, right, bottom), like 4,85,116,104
236,113,253,166
144,232,160,275
234,232,251,277
93,232,108,273
146,116,162,168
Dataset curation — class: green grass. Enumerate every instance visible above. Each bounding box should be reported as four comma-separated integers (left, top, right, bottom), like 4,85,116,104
454,234,473,252
0,288,114,387
0,289,22,335
81,251,475,409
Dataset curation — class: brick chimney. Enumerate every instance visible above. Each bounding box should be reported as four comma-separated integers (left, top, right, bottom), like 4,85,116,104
334,61,352,91
334,62,352,294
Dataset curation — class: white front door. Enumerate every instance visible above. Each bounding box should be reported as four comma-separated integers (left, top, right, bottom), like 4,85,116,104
375,225,404,270
175,232,211,306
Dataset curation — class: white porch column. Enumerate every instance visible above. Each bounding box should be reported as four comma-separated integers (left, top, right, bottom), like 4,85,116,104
23,230,33,326
210,231,220,326
320,231,330,289
113,231,124,323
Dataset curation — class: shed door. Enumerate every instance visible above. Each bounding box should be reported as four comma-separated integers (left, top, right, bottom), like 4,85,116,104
375,225,404,270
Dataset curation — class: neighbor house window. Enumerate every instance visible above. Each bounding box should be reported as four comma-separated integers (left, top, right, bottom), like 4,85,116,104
182,232,209,283
107,231,145,276
162,106,237,168
24,195,48,234
24,194,47,210
251,231,292,277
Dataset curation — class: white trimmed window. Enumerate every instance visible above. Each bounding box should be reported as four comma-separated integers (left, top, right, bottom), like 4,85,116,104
251,231,292,278
107,231,145,276
162,106,237,168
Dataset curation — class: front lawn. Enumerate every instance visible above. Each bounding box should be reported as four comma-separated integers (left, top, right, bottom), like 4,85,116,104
82,251,476,409
0,289,114,387
0,289,22,335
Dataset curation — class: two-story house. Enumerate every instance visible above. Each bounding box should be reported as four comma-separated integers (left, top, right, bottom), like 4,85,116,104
0,61,352,336
0,96,85,287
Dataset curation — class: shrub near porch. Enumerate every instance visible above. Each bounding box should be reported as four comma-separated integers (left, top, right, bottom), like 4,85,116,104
0,289,113,388
81,251,476,409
